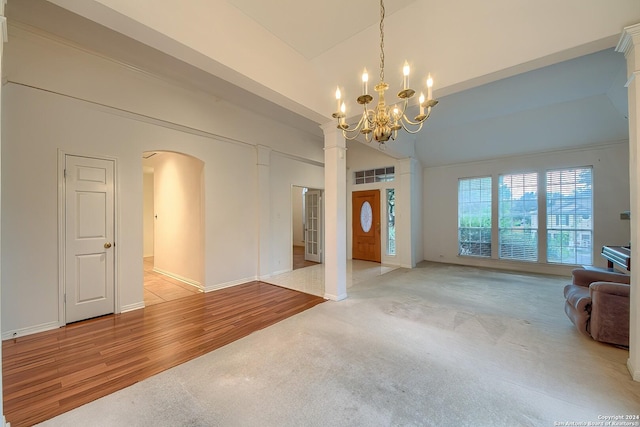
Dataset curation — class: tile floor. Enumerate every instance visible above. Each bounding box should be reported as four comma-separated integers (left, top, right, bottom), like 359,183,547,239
265,258,398,297
144,254,397,303
143,257,203,306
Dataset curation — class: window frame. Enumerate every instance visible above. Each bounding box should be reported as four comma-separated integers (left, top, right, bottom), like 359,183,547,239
545,166,593,266
457,176,492,258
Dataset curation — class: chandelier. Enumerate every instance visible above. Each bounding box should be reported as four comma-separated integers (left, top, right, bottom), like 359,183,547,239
332,0,438,145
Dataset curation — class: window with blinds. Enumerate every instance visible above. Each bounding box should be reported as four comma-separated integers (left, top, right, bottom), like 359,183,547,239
499,173,538,261
458,177,492,257
546,167,593,265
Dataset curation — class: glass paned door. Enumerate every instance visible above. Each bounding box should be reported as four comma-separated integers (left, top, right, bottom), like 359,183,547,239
304,189,322,262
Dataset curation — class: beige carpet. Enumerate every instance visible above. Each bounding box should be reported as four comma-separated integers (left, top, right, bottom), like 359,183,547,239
38,262,640,426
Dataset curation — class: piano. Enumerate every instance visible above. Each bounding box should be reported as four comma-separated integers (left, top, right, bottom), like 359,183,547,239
601,245,631,271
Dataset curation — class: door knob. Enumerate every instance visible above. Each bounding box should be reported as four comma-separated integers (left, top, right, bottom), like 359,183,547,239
104,242,112,249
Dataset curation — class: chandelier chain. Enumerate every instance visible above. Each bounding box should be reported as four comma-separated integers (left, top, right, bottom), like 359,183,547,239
379,0,385,82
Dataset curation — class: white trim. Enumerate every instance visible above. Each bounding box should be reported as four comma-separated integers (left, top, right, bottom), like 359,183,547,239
616,23,640,57
324,292,347,301
2,321,59,340
204,276,258,293
121,302,145,313
628,358,640,382
153,267,203,290
57,152,66,327
7,22,325,151
0,16,7,43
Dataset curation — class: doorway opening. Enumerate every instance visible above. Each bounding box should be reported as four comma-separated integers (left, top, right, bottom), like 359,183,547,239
142,151,205,306
292,186,323,270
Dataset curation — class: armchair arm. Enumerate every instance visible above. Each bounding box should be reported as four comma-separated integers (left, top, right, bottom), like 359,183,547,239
590,281,630,298
589,281,630,346
571,268,630,287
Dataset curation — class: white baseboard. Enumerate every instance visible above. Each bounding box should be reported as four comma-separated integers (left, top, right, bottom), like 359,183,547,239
121,302,145,313
2,320,59,340
324,292,347,301
204,276,258,293
270,268,291,277
153,267,203,290
628,358,640,382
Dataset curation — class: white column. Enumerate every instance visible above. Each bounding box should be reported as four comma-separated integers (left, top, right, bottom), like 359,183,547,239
397,157,421,268
256,145,272,280
1,2,7,423
321,123,347,301
617,23,640,381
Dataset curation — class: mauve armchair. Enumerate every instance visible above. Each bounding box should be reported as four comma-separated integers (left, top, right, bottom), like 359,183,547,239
564,268,631,347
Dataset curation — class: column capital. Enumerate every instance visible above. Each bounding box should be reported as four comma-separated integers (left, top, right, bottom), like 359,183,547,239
616,23,640,57
0,0,6,43
321,121,347,151
398,157,419,175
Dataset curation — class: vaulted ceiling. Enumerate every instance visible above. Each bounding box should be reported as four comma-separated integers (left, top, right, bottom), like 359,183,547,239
6,0,640,166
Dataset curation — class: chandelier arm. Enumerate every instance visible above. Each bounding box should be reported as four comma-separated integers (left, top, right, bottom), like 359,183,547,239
401,110,431,126
400,120,424,134
393,99,409,118
340,113,372,140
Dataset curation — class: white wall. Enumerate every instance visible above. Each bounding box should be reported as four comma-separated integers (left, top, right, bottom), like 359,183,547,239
270,153,324,274
1,24,324,337
423,142,630,276
149,152,204,286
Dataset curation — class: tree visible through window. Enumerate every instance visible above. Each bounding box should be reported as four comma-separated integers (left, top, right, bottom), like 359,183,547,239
499,173,538,261
458,177,491,257
546,167,592,265
387,189,395,255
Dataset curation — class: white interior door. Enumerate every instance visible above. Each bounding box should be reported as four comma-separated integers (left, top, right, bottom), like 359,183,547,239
304,189,322,263
65,155,115,323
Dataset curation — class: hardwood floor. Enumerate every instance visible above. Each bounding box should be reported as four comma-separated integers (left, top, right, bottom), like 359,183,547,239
293,245,320,270
2,281,325,427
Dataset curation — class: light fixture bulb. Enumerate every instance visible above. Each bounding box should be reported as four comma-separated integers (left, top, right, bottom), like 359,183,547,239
426,75,433,88
403,61,410,77
362,69,369,82
419,93,425,104
341,102,346,113
335,87,341,100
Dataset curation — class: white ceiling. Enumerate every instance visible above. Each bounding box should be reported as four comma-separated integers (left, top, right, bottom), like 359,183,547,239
227,0,418,59
5,0,636,167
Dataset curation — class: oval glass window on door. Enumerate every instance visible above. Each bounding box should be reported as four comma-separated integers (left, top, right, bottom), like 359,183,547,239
360,201,373,232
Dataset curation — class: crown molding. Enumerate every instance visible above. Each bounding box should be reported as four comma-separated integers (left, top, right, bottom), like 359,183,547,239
616,23,640,56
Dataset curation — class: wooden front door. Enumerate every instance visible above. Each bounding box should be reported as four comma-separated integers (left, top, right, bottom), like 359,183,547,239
64,155,115,323
352,190,381,262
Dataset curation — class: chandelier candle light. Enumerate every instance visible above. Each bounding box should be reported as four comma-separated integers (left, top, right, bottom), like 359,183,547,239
332,0,438,145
